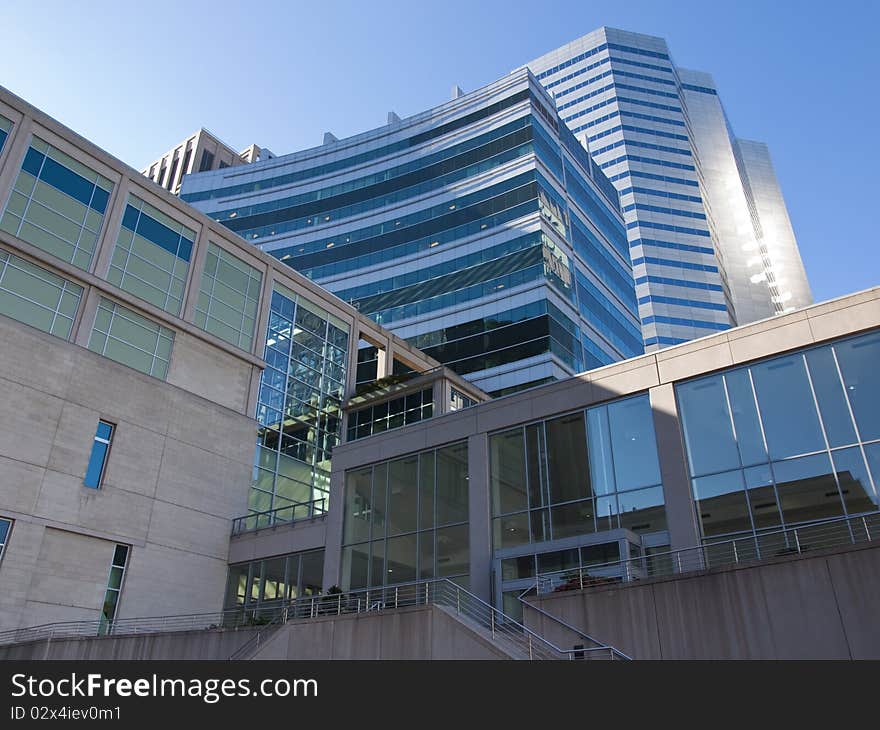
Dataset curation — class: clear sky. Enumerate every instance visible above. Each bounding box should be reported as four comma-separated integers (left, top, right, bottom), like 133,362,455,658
1,0,877,304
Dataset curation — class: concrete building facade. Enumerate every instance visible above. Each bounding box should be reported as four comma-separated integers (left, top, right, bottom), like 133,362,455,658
0,86,437,631
141,128,273,196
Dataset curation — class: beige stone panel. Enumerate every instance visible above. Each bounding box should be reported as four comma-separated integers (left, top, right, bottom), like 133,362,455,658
31,470,153,543
166,330,252,415
45,401,101,479
727,315,814,365
807,298,880,343
0,378,63,467
144,499,231,559
0,454,44,513
101,420,165,498
154,437,250,519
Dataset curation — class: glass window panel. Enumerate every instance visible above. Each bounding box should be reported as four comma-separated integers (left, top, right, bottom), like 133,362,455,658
419,452,435,530
387,456,418,536
545,412,591,504
773,453,844,526
865,443,880,498
677,375,740,477
490,429,528,515
299,551,323,596
260,558,286,601
344,467,373,544
805,347,857,448
371,463,387,536
724,370,767,467
537,548,579,575
419,531,434,579
501,555,536,580
436,524,469,577
743,464,783,530
550,499,596,539
581,542,620,566
596,494,618,532
751,355,825,460
225,565,249,607
617,486,667,533
831,447,878,516
530,507,550,543
493,512,530,549
835,334,880,442
586,407,615,496
369,539,385,587
525,423,546,508
342,544,370,591
607,396,661,491
436,442,468,526
195,243,261,350
385,533,417,583
693,470,751,537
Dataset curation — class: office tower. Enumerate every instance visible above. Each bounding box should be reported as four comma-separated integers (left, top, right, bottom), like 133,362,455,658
525,26,812,349
680,69,812,321
142,128,273,195
181,69,643,396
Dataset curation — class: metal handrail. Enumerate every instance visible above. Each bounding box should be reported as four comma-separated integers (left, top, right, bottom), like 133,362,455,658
227,579,629,660
516,584,629,658
231,498,327,536
0,608,269,647
535,510,880,595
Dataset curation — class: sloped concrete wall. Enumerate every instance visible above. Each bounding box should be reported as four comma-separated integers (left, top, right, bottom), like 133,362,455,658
525,542,880,659
251,605,512,660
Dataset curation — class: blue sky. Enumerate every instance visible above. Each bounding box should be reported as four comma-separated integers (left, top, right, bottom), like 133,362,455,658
2,0,877,303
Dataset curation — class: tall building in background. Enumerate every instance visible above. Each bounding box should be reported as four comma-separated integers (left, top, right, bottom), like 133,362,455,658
180,70,643,396
141,128,273,195
525,26,811,349
680,69,812,322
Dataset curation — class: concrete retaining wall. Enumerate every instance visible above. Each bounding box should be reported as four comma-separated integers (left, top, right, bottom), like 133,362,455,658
0,626,263,660
525,542,880,659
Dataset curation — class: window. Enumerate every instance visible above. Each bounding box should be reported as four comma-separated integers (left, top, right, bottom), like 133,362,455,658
1,137,113,270
108,195,194,315
0,249,83,338
0,517,12,562
99,544,128,633
341,443,469,590
677,333,880,543
88,298,174,378
195,243,262,351
0,115,11,153
84,420,114,488
199,150,215,172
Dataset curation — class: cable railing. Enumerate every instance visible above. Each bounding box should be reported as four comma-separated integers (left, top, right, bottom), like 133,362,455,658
228,579,629,660
535,511,880,595
231,498,326,536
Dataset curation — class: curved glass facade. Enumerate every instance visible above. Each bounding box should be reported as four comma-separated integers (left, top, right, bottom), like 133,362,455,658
183,72,639,396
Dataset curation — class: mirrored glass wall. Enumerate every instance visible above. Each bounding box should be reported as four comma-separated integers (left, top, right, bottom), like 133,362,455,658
489,394,665,550
676,331,880,542
341,442,469,590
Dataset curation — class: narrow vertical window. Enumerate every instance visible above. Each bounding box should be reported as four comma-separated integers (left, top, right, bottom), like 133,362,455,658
0,518,12,562
99,544,129,633
84,420,114,488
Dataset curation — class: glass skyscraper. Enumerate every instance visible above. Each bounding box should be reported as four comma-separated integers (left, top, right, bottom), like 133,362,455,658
180,70,642,395
525,26,812,349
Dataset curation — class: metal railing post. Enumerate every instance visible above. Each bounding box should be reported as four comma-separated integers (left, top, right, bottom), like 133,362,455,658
528,635,533,660
733,540,739,564
794,529,802,554
338,595,342,616
578,567,584,590
456,587,461,615
395,587,399,609
490,610,495,638
864,516,872,542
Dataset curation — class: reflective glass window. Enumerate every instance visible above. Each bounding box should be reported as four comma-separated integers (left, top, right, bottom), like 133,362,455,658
772,453,843,525
1,137,112,270
831,447,878,515
693,470,751,537
84,420,114,489
0,249,82,339
607,397,661,491
195,243,261,351
545,413,590,504
677,375,740,476
489,428,528,514
88,298,174,379
751,355,824,460
108,195,194,315
835,335,880,442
